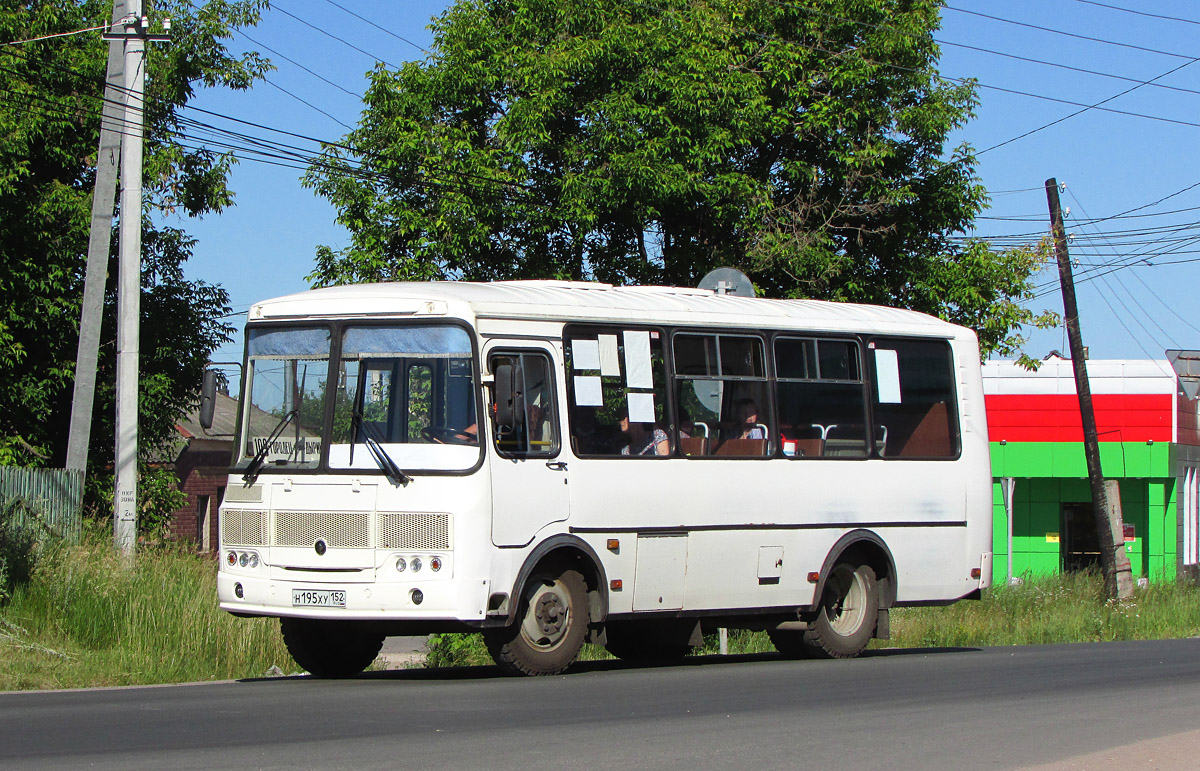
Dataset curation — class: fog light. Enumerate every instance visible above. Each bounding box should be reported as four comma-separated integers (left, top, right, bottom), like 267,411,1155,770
410,588,424,605
430,556,442,572
411,557,422,573
226,551,237,567
234,582,244,599
239,552,249,567
395,556,407,572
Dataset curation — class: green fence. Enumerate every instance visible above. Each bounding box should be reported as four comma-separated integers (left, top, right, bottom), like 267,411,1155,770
0,467,84,542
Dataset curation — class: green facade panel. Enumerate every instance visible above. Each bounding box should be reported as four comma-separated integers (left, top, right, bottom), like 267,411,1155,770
990,442,1178,583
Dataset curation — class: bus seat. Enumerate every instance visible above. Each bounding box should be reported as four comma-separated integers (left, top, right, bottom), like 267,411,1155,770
713,438,767,456
792,438,823,457
680,436,708,456
895,402,951,457
823,425,868,457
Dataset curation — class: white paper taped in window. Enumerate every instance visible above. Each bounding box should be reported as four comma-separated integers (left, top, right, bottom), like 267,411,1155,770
598,335,621,377
574,375,603,406
874,348,902,404
623,330,653,388
571,339,601,370
627,392,656,423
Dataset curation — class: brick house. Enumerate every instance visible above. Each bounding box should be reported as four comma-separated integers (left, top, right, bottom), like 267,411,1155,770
169,392,237,552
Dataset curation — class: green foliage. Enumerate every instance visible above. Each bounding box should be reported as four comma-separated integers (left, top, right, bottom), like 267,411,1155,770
423,632,492,668
0,1,268,468
0,521,291,690
306,0,1049,357
0,499,41,605
83,464,188,538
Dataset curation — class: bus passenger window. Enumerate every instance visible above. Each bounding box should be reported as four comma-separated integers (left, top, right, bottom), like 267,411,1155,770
564,327,670,457
674,333,770,457
774,337,868,458
871,339,958,459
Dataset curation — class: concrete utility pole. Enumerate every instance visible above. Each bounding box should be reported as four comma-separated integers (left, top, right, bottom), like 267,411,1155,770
1045,178,1134,600
66,0,127,474
102,4,170,555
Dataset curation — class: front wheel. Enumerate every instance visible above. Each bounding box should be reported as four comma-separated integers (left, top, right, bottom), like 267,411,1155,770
483,566,588,676
280,618,385,677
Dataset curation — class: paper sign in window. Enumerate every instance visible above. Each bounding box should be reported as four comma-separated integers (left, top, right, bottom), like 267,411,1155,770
623,330,653,388
874,349,902,404
598,335,621,377
627,392,656,423
571,339,600,370
574,376,603,406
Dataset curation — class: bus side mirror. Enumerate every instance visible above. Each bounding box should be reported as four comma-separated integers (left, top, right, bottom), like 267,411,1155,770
199,370,217,430
492,361,525,430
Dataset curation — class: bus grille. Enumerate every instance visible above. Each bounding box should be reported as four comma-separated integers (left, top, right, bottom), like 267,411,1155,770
379,512,451,550
274,511,370,549
222,509,267,546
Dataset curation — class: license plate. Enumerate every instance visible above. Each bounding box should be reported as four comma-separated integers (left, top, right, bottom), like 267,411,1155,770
291,589,347,608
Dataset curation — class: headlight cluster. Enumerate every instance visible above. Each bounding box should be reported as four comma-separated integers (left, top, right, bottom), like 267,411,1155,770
226,550,260,569
395,555,444,573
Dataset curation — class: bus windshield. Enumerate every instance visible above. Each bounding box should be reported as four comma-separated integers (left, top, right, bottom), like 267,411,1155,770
238,323,479,474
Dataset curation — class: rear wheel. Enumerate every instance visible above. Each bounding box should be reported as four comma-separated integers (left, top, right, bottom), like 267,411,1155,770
770,563,879,660
484,566,587,676
802,563,879,659
280,618,385,677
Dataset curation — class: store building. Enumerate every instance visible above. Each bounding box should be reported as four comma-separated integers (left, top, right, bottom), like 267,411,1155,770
984,356,1200,584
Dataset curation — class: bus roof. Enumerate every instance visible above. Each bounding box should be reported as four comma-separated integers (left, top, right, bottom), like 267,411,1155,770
249,280,968,339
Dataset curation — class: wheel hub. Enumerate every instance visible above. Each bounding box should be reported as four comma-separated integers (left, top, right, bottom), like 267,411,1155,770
534,591,565,636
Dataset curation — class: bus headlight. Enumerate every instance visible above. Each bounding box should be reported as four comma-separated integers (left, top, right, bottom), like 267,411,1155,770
410,557,422,573
395,557,407,572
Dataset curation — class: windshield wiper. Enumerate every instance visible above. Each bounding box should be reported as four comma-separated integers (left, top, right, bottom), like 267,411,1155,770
242,409,298,486
352,412,412,487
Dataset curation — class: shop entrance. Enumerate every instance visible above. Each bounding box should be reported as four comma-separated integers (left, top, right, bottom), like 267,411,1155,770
1061,502,1101,573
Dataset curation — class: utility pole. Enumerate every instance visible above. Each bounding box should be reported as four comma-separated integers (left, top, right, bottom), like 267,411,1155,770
66,0,126,474
102,5,170,555
1045,178,1134,599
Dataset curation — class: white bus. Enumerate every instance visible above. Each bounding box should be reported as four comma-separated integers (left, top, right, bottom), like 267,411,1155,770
209,280,993,676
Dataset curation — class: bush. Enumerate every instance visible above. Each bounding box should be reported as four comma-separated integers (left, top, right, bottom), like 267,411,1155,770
0,499,42,605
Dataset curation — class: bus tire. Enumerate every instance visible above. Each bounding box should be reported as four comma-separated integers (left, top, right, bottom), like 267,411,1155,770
280,618,385,677
802,562,879,659
483,566,587,676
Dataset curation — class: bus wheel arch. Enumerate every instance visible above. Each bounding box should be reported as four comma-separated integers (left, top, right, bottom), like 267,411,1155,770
772,530,895,660
484,536,607,676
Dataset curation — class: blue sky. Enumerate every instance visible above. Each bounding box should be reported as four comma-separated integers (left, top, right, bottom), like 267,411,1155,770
175,0,1200,376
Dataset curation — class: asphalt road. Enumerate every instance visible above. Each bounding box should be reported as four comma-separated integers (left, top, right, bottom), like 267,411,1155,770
2,639,1198,770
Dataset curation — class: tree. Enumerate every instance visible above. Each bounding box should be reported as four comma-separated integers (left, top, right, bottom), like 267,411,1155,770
0,1,270,467
305,0,1050,356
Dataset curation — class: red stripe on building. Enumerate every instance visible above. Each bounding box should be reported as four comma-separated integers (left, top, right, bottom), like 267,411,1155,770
985,393,1172,443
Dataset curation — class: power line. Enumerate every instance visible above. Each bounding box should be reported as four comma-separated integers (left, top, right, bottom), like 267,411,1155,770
271,2,400,69
317,0,431,56
1068,0,1200,27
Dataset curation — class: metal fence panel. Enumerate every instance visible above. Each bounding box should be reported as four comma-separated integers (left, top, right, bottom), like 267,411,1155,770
0,467,84,542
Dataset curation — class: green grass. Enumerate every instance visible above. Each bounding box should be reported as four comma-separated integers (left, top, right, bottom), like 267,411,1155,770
0,523,292,691
424,571,1200,667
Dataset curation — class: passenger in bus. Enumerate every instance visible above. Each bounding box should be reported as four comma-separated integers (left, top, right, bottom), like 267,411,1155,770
618,407,669,456
727,398,765,440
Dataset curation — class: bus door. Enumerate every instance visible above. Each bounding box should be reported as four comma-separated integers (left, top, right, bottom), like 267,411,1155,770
486,345,569,547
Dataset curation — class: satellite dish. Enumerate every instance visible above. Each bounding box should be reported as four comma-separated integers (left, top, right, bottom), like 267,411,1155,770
698,267,755,298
